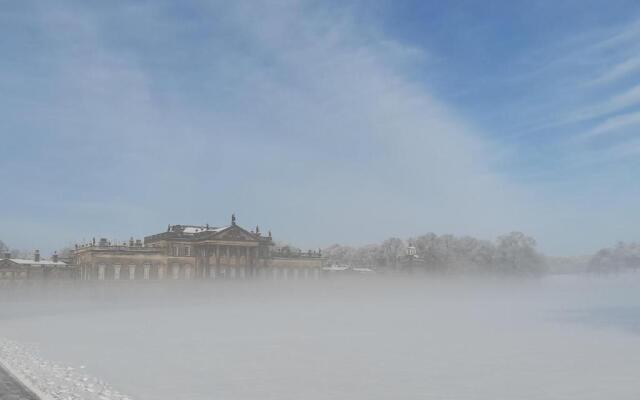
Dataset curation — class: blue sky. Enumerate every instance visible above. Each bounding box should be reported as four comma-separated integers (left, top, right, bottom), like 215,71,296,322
1,0,640,256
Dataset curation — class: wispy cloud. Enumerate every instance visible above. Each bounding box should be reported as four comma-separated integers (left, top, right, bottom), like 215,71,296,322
587,56,640,86
505,17,640,150
566,84,640,125
580,18,640,86
581,111,640,139
589,19,640,52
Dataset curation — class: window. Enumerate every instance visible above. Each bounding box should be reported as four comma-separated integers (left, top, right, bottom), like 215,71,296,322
172,264,179,279
184,246,191,256
143,264,150,280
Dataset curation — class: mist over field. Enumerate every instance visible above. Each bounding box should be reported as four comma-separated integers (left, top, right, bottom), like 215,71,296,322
2,275,640,400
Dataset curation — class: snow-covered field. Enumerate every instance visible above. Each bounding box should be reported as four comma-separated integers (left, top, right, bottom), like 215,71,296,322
1,275,640,400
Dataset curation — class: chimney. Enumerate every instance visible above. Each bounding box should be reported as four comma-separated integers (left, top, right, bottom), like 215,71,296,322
52,252,59,263
34,249,40,262
3,251,10,260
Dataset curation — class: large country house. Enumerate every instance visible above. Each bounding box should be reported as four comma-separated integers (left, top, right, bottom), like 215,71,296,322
1,215,324,282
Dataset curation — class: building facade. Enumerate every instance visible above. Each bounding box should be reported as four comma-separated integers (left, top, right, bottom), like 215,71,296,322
73,216,324,281
0,250,73,281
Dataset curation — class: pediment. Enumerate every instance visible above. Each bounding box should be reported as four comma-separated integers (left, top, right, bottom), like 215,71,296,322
210,225,259,242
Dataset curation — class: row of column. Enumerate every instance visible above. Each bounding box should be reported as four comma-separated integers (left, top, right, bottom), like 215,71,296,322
199,245,259,270
206,266,320,280
78,263,320,281
0,271,27,279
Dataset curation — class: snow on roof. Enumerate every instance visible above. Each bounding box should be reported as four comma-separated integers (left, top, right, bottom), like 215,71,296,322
323,265,350,271
6,259,68,267
352,267,375,273
181,225,229,234
182,227,204,234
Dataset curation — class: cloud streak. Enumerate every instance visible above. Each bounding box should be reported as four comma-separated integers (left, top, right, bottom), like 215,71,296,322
588,56,640,86
581,111,640,139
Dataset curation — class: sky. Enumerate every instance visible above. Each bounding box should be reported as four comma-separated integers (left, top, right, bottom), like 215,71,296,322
1,0,640,256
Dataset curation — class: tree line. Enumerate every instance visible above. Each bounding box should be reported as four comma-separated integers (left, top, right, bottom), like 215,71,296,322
323,232,547,275
588,241,640,273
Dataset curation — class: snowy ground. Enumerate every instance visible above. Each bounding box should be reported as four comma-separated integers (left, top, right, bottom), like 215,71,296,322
0,338,131,400
0,361,39,400
1,276,640,400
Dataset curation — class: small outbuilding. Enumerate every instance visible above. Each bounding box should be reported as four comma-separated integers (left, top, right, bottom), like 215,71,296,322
0,250,75,280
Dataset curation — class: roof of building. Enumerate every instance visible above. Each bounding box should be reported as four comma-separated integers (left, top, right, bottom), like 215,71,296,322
2,258,68,267
144,223,271,244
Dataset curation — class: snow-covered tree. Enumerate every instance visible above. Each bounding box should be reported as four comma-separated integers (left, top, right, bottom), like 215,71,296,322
324,231,546,275
589,242,640,272
494,232,546,275
380,238,405,269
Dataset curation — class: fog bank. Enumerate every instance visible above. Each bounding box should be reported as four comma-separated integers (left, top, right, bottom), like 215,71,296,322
1,276,640,399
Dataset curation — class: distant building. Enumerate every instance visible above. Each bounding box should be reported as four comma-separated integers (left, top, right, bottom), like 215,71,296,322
399,242,428,273
0,250,74,280
73,215,324,281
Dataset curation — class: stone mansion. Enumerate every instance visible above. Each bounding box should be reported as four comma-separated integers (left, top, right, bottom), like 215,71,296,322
72,215,324,281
